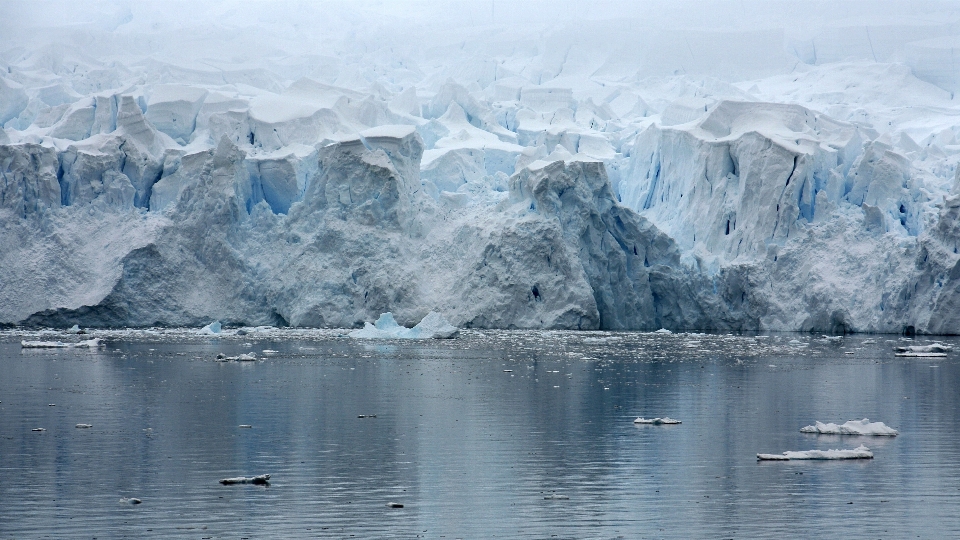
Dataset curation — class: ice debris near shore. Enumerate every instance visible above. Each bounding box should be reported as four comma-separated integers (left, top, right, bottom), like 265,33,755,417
800,419,898,436
894,343,952,357
6,2,960,332
757,444,874,460
21,338,102,348
349,312,459,339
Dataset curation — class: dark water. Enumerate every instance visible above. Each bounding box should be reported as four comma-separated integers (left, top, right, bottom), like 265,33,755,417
1,330,959,539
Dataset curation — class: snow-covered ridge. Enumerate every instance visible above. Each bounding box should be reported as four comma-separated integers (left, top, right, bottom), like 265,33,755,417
4,1,960,331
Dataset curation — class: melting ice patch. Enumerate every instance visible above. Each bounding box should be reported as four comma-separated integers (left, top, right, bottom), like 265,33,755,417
800,419,898,436
757,444,874,461
348,312,459,339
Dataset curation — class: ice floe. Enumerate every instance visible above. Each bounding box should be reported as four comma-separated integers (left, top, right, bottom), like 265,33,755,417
219,474,270,485
800,419,898,436
21,338,102,348
757,444,874,460
634,417,682,425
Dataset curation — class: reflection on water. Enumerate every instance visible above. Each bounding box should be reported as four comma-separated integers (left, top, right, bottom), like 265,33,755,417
1,331,959,538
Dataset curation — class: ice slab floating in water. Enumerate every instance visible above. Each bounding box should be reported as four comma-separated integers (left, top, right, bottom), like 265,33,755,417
894,343,951,357
800,419,898,436
634,417,681,424
757,444,874,460
21,338,101,348
348,312,459,339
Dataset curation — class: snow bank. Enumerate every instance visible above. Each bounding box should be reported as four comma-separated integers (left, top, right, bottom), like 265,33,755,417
757,444,874,460
800,419,898,436
349,312,459,339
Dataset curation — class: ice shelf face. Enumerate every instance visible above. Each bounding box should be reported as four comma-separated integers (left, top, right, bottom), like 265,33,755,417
4,1,960,331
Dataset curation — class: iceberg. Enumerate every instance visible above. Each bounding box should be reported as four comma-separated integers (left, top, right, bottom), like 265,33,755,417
800,419,898,436
757,444,874,460
348,312,459,339
199,321,222,335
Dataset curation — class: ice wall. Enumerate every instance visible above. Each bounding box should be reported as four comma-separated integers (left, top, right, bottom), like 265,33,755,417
4,0,960,332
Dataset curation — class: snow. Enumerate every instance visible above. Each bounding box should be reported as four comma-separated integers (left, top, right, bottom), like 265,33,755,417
757,444,874,460
348,312,459,340
800,419,899,436
5,1,960,331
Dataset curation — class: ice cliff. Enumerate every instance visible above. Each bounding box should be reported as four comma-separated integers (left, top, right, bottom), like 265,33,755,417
4,0,960,333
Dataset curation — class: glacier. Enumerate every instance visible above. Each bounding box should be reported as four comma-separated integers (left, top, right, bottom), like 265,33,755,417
4,0,960,333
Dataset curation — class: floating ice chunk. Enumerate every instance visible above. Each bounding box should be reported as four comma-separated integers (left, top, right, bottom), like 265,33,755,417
66,324,81,334
22,340,71,348
634,417,681,425
219,474,270,485
757,444,873,460
119,498,142,505
21,338,101,348
75,424,93,428
348,312,459,339
199,321,222,335
654,329,672,334
894,343,952,356
800,419,898,436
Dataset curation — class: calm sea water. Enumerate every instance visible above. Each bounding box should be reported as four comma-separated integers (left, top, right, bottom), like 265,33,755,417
1,330,958,539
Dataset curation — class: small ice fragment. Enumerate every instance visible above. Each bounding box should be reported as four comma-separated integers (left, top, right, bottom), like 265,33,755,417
654,328,672,334
757,444,873,460
503,369,513,372
48,403,55,406
219,474,270,485
800,419,898,436
543,494,569,500
387,502,404,508
235,352,256,361
215,353,228,362
238,425,252,429
634,417,681,425
262,350,279,355
120,497,142,505
788,339,801,344
199,321,222,335
76,424,93,428
32,428,45,431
